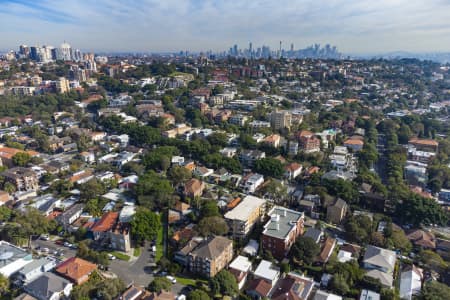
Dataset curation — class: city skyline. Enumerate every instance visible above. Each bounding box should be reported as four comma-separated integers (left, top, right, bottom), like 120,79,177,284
2,0,450,54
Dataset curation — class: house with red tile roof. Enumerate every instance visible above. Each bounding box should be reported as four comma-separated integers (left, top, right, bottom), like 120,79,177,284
56,257,97,285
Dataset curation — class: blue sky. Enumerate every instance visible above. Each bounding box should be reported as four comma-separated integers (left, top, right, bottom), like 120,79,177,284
1,0,450,53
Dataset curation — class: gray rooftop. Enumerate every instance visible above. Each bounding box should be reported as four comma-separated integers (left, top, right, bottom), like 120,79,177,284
363,245,396,271
25,272,71,300
0,241,31,268
262,206,304,240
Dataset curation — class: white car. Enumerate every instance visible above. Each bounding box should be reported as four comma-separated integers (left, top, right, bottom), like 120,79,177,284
40,234,50,241
166,275,176,284
108,254,116,260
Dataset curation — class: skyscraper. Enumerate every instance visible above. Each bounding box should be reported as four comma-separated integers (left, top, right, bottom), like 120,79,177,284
58,42,72,61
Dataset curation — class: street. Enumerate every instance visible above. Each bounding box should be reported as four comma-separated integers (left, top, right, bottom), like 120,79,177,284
31,239,186,294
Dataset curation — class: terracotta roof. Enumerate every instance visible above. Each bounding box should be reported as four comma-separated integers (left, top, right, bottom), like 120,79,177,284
297,130,314,138
285,162,302,172
246,278,271,297
0,147,39,159
56,257,97,282
344,138,364,145
227,197,241,210
91,211,119,232
172,227,196,243
409,138,439,147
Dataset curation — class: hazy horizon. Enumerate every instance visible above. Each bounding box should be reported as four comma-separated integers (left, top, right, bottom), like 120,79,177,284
2,0,450,54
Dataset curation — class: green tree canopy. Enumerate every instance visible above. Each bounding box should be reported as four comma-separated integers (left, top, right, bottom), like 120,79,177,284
254,157,284,178
188,289,211,300
130,208,161,244
290,236,320,265
148,277,172,293
209,270,238,296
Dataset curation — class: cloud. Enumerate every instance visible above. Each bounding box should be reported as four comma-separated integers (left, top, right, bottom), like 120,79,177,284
1,0,450,53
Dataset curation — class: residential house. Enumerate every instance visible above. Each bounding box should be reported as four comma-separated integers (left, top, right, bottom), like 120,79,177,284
263,134,281,148
408,138,439,152
0,241,33,277
298,130,321,153
241,173,264,194
119,285,143,300
188,236,233,277
142,290,176,300
246,278,272,300
17,257,58,284
271,272,315,300
224,195,266,239
0,190,10,206
193,166,214,178
407,230,436,250
399,265,423,300
56,204,84,230
284,163,303,180
344,138,364,152
184,178,205,199
360,290,380,300
55,257,97,285
239,150,266,167
228,255,252,289
317,237,336,264
304,228,324,244
261,206,304,259
363,245,396,288
253,260,280,287
1,167,38,191
326,199,348,224
24,272,72,300
90,211,131,252
0,147,38,167
313,290,342,300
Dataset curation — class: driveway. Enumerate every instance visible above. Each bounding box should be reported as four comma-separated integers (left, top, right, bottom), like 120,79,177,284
109,243,156,287
31,238,77,259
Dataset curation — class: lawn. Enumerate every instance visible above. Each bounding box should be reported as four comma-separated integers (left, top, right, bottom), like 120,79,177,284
174,276,197,286
133,247,141,257
111,251,131,261
155,224,163,262
175,276,207,286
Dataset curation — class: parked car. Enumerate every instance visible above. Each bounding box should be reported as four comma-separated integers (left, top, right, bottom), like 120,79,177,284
42,247,49,253
40,234,50,241
166,275,177,284
108,254,116,260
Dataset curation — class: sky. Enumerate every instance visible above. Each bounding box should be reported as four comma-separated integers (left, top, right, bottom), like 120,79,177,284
1,0,450,54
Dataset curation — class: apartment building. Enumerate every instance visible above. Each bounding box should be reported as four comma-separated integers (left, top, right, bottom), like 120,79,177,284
224,195,267,239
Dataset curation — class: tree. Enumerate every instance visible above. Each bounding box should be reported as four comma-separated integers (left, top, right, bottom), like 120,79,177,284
197,216,229,237
12,152,31,167
0,206,12,222
419,250,448,273
148,277,172,293
168,165,192,186
130,208,161,244
135,171,174,209
260,179,288,203
209,270,238,296
254,158,284,178
201,201,220,218
330,273,350,295
3,182,15,194
0,274,9,296
188,289,211,300
79,179,106,202
290,236,320,265
94,278,126,300
419,281,450,300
